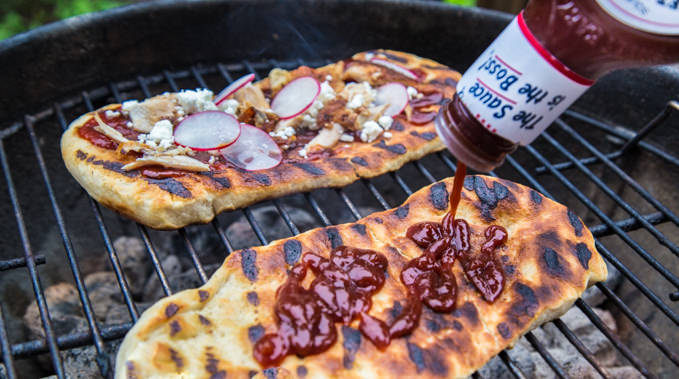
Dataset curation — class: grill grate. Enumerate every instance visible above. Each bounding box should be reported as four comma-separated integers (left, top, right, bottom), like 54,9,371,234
0,58,678,379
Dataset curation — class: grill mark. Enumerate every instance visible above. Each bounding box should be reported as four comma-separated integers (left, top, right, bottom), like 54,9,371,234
283,240,302,265
341,326,361,369
263,367,278,379
297,366,308,377
240,249,259,282
198,290,209,302
463,176,474,190
329,157,353,171
510,282,539,322
206,351,227,379
146,178,191,198
391,120,405,131
382,52,408,63
452,302,479,326
568,209,584,237
198,315,211,326
350,156,369,166
407,342,425,372
426,319,441,332
530,190,543,205
452,320,463,331
574,243,592,269
169,320,181,336
201,172,231,189
326,228,343,248
76,150,87,160
248,324,265,343
429,182,449,210
247,291,260,306
497,323,511,339
93,160,139,178
539,231,561,246
169,348,184,369
165,303,179,318
351,223,367,236
126,361,138,379
543,248,568,278
394,204,409,219
389,300,403,321
374,140,407,155
293,162,325,176
445,78,458,87
471,176,512,221
409,130,436,140
251,172,271,185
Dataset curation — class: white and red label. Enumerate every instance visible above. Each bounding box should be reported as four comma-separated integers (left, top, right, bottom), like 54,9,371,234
456,12,593,145
595,0,679,36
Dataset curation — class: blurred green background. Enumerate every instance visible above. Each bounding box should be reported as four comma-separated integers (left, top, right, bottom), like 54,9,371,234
0,0,503,41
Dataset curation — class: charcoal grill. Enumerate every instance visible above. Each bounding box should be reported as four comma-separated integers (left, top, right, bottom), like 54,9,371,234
1,1,678,378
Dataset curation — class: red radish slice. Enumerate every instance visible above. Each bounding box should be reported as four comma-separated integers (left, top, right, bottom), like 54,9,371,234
409,110,437,125
370,58,419,81
375,82,409,117
271,76,320,119
174,111,241,151
214,73,256,105
221,124,282,171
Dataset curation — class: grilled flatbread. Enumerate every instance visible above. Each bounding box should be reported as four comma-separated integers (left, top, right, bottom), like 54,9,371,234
60,50,459,229
115,175,607,378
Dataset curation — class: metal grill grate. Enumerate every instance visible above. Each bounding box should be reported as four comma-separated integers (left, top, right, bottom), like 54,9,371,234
0,58,678,379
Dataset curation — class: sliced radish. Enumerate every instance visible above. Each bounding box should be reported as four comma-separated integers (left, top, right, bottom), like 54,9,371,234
214,73,256,105
221,124,282,171
174,111,241,151
271,76,320,119
370,58,419,81
375,82,409,117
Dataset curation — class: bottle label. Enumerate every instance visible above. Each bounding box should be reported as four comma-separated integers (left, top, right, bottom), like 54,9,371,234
595,0,679,36
456,12,593,145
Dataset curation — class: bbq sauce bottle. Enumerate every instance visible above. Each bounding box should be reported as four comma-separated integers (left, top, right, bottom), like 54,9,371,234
436,0,679,172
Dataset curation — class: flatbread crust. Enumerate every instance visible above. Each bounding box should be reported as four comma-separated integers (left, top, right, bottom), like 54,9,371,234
60,50,460,229
115,175,607,379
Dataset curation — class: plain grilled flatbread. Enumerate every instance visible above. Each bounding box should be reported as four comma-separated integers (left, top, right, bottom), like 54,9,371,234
60,50,460,229
115,175,607,378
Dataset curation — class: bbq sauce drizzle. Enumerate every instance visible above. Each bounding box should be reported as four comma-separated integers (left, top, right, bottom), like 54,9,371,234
254,165,507,367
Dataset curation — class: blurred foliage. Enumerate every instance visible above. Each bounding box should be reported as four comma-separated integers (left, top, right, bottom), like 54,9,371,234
444,0,477,6
0,0,130,40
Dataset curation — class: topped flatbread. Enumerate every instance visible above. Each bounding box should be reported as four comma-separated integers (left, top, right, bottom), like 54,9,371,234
115,175,607,378
60,50,460,229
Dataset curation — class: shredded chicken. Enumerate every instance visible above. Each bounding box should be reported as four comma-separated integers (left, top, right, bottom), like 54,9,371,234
234,84,270,110
122,94,177,133
93,113,129,144
269,68,292,92
122,155,209,172
307,123,344,150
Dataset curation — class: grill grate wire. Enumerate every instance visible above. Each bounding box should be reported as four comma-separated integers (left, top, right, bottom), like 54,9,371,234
0,59,677,379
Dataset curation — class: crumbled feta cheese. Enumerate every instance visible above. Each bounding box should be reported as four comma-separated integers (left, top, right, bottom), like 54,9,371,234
383,132,392,139
269,126,296,140
378,116,394,130
176,89,217,114
138,120,175,150
174,106,185,117
126,121,133,128
407,86,419,100
343,82,377,110
105,110,120,118
121,100,139,113
217,99,239,116
360,120,383,143
339,133,355,142
347,94,364,109
326,75,333,81
208,156,216,165
298,148,308,159
297,81,336,130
